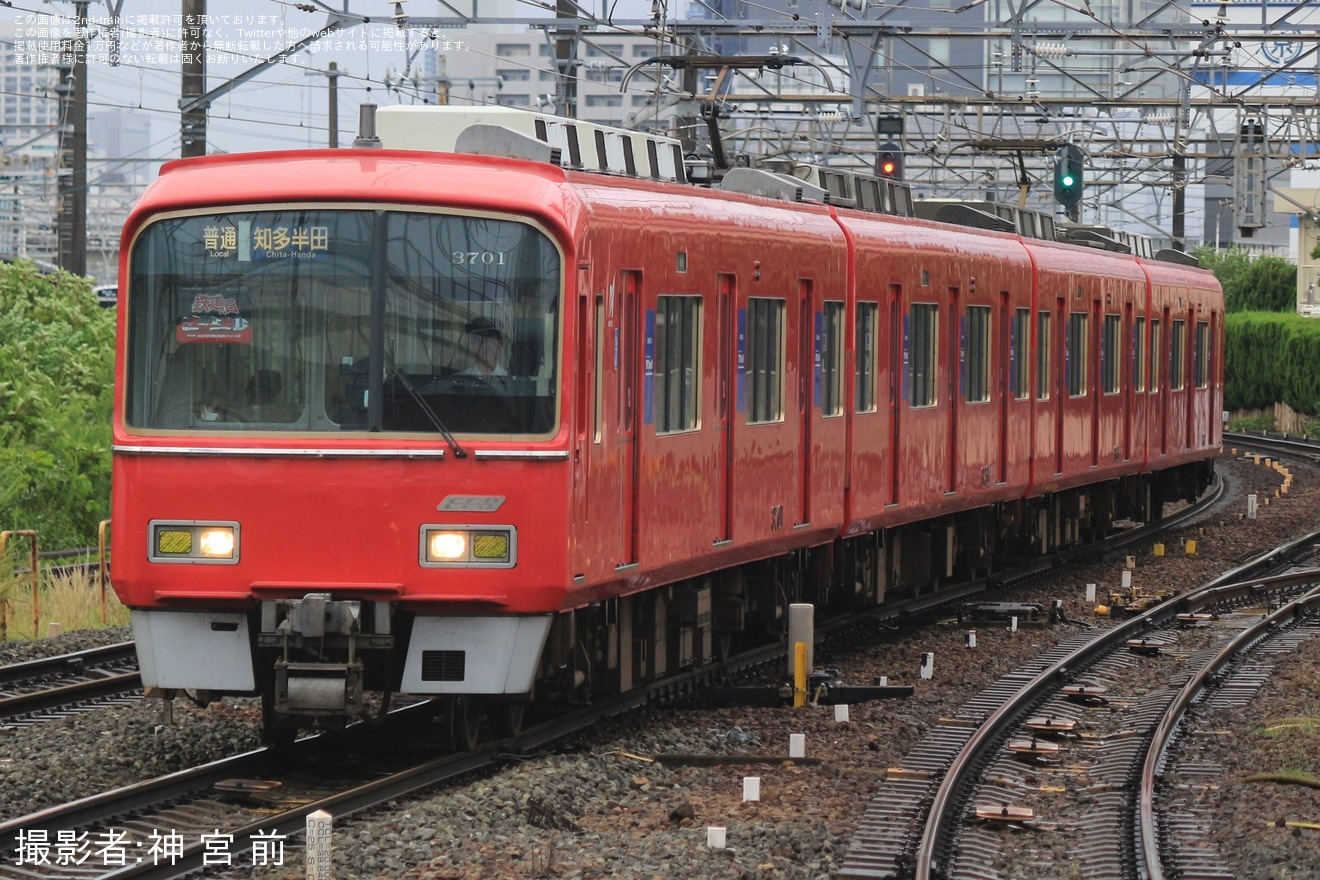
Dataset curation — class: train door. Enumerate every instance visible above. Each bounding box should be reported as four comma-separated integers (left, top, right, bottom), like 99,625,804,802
1206,311,1220,446
1123,302,1133,461
620,270,641,567
1054,295,1065,475
573,286,592,535
998,290,1010,484
888,284,902,506
1188,310,1198,451
1158,307,1170,455
1091,297,1101,468
947,285,960,494
716,274,735,543
798,280,813,526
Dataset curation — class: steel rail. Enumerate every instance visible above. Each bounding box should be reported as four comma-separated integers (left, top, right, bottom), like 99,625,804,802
1224,431,1320,462
1139,580,1320,880
0,642,137,688
0,671,142,721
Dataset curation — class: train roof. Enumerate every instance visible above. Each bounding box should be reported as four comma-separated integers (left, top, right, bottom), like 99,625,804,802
141,106,1209,271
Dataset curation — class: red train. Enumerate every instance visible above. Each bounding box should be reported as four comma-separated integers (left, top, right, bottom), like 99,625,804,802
111,107,1222,742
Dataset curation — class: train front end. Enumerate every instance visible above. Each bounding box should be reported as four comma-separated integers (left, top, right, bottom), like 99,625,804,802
111,152,570,737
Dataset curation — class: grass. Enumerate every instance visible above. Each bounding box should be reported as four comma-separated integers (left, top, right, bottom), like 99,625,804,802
1252,716,1320,784
1226,414,1275,433
0,563,130,641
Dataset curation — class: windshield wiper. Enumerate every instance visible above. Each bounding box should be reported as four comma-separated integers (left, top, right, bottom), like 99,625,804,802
391,367,467,459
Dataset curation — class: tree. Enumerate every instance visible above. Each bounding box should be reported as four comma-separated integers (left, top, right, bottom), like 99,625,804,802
0,262,115,549
1194,245,1297,313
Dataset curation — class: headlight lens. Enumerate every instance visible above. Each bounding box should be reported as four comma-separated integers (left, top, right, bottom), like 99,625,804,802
421,525,516,567
150,521,240,564
429,531,467,560
198,528,236,558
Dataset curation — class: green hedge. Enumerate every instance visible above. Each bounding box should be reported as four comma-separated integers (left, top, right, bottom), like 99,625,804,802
0,262,115,550
1225,311,1320,416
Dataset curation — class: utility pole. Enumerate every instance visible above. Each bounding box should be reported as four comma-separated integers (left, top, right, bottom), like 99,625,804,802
1171,152,1186,251
56,0,88,276
553,0,577,118
181,0,206,157
327,62,342,148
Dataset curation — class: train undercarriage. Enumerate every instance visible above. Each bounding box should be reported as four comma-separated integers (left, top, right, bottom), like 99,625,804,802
162,462,1212,746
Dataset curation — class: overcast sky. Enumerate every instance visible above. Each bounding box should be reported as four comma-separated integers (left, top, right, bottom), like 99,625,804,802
5,0,655,159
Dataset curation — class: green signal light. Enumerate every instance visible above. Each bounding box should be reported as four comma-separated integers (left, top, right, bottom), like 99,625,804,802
1061,174,1075,187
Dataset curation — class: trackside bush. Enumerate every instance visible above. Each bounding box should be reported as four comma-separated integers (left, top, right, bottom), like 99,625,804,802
1225,311,1320,416
0,261,115,550
1195,246,1297,313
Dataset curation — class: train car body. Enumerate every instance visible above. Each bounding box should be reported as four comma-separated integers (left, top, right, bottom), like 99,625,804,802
110,107,1221,739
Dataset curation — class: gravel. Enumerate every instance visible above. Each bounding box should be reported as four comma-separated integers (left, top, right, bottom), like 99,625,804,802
2,449,1316,879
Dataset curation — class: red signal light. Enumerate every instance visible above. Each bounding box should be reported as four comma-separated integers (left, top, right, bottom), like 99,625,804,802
877,149,902,180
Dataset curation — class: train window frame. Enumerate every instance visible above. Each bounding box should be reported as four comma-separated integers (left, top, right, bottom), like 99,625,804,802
1170,319,1186,390
1011,308,1029,401
1149,318,1162,393
1193,320,1209,388
1102,313,1121,395
1133,316,1147,391
821,300,845,417
1067,311,1088,397
653,294,702,434
855,301,878,414
1035,311,1051,401
124,206,565,438
964,304,991,404
746,297,785,425
908,302,938,409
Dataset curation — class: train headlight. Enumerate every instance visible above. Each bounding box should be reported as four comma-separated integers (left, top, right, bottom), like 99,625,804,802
150,520,240,564
429,531,467,560
420,525,516,568
198,528,236,558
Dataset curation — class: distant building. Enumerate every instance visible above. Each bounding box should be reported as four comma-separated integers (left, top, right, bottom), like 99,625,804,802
0,24,151,281
89,108,153,186
1272,188,1320,317
0,26,62,263
401,30,664,131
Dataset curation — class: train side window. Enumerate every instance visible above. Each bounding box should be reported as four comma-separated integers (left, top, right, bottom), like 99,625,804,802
654,295,701,433
1170,319,1186,390
821,300,844,417
1102,314,1121,394
1067,312,1088,397
746,297,785,424
1134,317,1147,391
1149,318,1161,392
1193,320,1209,388
1011,308,1029,400
908,302,938,408
964,305,991,403
855,301,878,413
1035,311,1051,401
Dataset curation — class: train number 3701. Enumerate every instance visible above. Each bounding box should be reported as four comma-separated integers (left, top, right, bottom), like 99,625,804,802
452,250,508,266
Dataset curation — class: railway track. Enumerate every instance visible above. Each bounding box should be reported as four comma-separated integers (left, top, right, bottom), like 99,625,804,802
1142,579,1320,880
0,643,140,729
0,467,1240,878
837,524,1320,880
0,622,800,880
1224,430,1320,464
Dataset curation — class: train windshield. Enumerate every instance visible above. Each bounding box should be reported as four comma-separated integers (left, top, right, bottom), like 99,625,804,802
125,209,562,436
